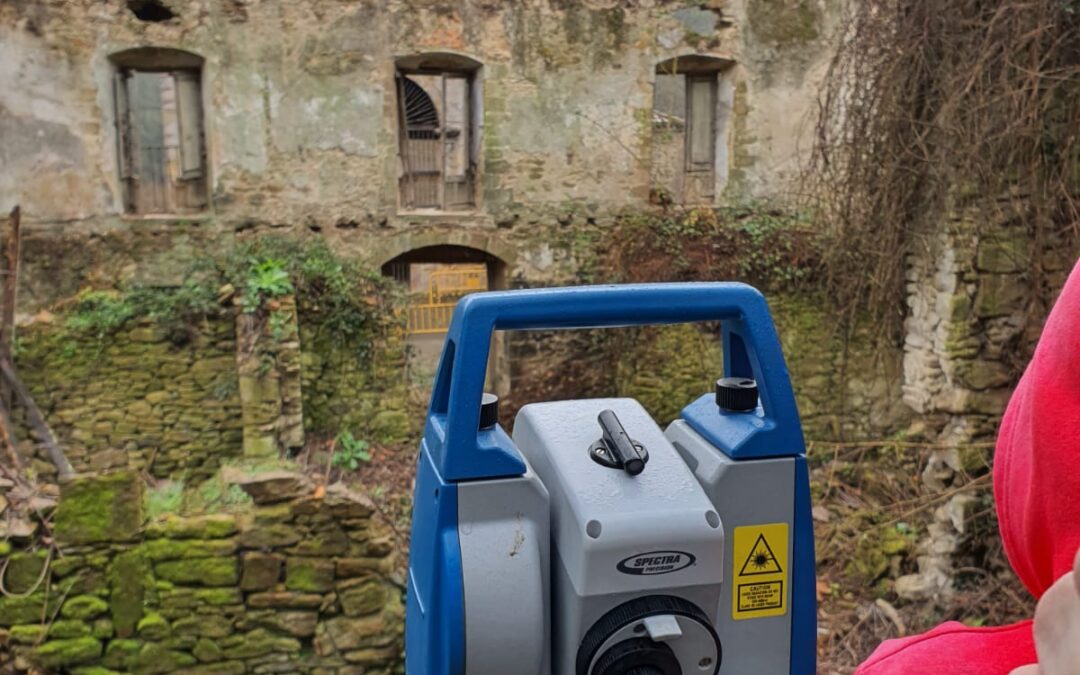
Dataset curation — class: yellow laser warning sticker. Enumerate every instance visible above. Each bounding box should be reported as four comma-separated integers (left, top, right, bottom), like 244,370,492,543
732,523,789,620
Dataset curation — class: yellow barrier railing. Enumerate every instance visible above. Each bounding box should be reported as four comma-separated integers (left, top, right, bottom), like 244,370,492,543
407,264,488,335
407,303,458,335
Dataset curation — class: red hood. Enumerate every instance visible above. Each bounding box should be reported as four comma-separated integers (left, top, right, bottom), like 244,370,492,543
995,259,1080,598
857,258,1079,674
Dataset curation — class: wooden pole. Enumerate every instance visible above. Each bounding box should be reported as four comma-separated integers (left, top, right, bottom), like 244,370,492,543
0,359,73,481
0,205,19,407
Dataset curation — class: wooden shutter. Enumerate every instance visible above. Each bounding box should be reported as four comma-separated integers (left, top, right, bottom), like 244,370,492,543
174,71,204,179
114,71,133,180
686,75,716,172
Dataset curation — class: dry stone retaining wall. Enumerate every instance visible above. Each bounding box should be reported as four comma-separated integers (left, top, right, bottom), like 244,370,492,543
0,471,403,674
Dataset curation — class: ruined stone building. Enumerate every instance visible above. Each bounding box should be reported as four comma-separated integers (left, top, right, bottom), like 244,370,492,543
2,0,834,306
3,0,1069,481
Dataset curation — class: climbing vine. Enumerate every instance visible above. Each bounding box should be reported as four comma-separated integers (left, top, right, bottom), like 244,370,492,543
806,0,1080,341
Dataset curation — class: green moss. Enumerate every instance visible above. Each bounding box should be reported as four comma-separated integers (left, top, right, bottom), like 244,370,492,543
2,551,49,594
614,324,723,424
60,594,109,620
91,617,115,639
140,538,238,561
9,623,46,644
144,514,238,540
33,636,102,669
130,641,197,674
137,612,171,640
154,557,238,587
286,557,335,592
218,628,300,659
108,549,147,638
102,639,141,669
54,471,144,545
193,637,223,662
72,667,122,675
48,619,92,638
0,592,57,626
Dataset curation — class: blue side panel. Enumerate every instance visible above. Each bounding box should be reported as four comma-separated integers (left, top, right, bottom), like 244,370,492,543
405,444,465,675
789,455,817,675
681,394,805,460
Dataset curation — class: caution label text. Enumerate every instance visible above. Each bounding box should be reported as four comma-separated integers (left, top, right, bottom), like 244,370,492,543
732,522,789,620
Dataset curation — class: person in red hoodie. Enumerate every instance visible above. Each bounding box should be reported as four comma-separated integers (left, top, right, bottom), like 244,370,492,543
856,258,1080,675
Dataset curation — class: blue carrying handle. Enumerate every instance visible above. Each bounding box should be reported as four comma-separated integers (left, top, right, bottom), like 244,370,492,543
424,282,804,482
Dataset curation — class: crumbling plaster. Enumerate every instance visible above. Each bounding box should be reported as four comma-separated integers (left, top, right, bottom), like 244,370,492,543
1,0,839,307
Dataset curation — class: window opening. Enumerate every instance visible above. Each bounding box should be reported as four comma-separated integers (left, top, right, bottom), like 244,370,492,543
397,70,476,211
114,67,207,215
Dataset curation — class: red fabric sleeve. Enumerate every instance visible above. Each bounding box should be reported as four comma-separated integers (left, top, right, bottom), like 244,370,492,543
855,620,1035,675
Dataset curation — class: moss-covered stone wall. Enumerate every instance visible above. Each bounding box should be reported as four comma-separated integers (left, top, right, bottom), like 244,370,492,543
15,320,242,482
299,326,412,445
506,292,907,441
0,471,403,674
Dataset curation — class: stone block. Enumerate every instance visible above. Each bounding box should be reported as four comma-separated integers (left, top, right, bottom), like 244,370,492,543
218,628,300,659
3,551,49,594
336,557,394,578
130,642,197,673
286,557,335,592
48,619,91,639
155,557,239,587
241,552,284,591
145,514,238,540
286,526,350,557
338,578,387,617
245,592,324,609
237,523,302,549
54,471,144,545
136,612,171,640
974,274,1027,318
193,637,223,663
140,538,238,561
32,636,102,669
314,615,396,654
172,613,234,638
250,610,318,637
9,624,46,644
976,237,1030,273
223,468,312,504
61,595,109,620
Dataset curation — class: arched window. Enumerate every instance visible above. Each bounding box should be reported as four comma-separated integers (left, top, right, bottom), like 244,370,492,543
652,55,735,204
395,53,482,212
110,48,208,215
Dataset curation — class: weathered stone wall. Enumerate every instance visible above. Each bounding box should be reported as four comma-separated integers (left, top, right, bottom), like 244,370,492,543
0,471,403,674
1,0,841,309
506,293,908,441
299,326,412,445
15,319,243,482
12,305,411,484
902,210,1078,440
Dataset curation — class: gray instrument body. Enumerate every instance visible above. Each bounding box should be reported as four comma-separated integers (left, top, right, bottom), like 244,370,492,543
455,398,795,675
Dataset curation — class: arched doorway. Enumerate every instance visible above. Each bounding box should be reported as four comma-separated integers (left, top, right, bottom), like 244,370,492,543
381,245,508,393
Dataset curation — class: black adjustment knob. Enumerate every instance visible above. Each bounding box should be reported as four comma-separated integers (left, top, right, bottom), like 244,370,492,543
716,377,758,412
479,392,499,430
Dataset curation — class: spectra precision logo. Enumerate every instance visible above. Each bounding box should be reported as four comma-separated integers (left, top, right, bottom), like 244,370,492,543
617,551,696,575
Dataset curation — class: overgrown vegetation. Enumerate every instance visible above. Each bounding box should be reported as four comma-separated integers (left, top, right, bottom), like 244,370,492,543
332,430,372,471
61,237,404,351
599,200,820,290
807,0,1080,340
